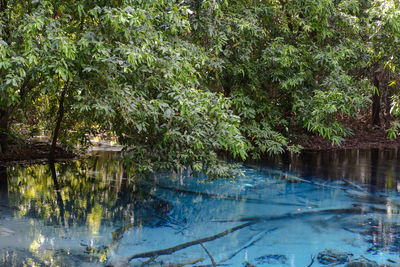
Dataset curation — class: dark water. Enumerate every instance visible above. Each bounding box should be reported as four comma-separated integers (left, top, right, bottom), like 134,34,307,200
0,148,399,266
255,148,400,192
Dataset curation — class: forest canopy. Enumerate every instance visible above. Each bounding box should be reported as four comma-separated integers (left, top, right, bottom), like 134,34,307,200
1,0,400,177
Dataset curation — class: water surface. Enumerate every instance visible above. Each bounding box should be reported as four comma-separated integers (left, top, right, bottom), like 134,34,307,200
0,148,399,266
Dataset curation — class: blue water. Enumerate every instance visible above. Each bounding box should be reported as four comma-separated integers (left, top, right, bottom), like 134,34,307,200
0,149,399,266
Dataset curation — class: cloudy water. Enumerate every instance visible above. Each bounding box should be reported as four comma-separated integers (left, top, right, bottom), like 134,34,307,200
0,148,399,267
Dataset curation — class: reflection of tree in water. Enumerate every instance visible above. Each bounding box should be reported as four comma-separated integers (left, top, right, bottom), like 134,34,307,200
3,151,399,266
1,155,172,265
339,214,400,255
365,219,400,254
50,160,66,227
0,166,8,208
261,148,400,191
7,157,171,230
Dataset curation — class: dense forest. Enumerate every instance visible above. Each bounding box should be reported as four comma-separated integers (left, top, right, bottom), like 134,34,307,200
1,0,400,177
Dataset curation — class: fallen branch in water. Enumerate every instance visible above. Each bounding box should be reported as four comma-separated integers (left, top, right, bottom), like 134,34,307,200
264,167,398,209
343,179,366,192
110,220,257,265
179,258,206,266
253,168,345,190
307,254,316,267
140,255,157,267
200,243,217,267
193,264,231,267
220,228,277,263
138,257,204,267
346,191,400,210
111,207,366,265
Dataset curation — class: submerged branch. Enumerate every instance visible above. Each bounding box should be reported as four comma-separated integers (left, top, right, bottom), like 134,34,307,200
138,257,204,267
105,176,386,266
200,243,217,267
193,264,231,267
268,169,400,212
111,221,257,265
343,179,366,192
140,255,157,267
307,254,316,267
220,228,277,263
171,258,205,267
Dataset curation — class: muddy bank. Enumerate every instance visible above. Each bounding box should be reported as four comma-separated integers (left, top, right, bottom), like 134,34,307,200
293,126,400,151
0,142,76,166
2,126,400,167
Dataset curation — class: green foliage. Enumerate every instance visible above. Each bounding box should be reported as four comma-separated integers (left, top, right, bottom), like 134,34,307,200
3,0,400,178
1,0,247,178
367,0,400,126
387,121,400,139
388,94,400,139
187,0,375,151
115,87,247,178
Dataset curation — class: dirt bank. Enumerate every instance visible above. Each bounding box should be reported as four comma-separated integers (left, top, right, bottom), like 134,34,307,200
294,123,400,151
0,142,76,166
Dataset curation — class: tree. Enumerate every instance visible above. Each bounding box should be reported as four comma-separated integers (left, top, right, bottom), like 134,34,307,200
187,0,372,152
367,0,400,134
3,0,400,178
0,0,43,152
1,0,247,178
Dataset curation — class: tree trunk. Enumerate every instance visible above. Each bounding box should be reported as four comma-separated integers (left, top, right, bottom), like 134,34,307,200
0,109,9,154
49,85,68,160
372,72,381,127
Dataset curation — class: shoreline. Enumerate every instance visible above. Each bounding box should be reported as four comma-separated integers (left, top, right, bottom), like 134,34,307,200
1,132,400,166
295,135,400,152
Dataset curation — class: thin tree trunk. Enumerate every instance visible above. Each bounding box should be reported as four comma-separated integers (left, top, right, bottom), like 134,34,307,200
0,109,9,154
49,84,68,160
